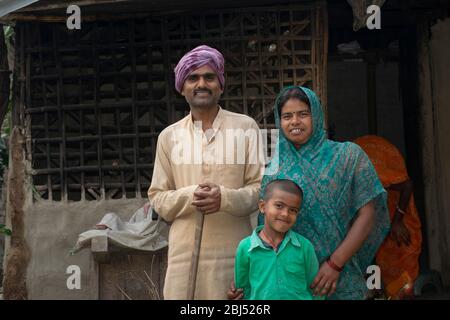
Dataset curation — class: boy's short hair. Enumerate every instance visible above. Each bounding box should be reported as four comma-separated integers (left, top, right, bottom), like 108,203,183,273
263,179,303,201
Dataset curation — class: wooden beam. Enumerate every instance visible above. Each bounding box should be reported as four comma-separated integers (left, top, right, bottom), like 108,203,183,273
16,0,132,12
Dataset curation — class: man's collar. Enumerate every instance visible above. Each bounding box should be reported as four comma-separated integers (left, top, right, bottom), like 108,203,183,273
189,106,224,141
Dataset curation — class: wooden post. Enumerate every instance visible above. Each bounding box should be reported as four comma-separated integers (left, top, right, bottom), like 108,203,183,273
0,23,11,127
367,53,377,134
91,235,111,264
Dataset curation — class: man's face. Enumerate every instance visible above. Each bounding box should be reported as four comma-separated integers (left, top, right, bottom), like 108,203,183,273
181,65,223,109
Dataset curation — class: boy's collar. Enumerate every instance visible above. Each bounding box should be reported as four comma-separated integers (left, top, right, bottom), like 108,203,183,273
248,225,301,252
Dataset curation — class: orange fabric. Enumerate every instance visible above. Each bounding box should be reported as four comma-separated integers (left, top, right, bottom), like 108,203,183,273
354,135,422,299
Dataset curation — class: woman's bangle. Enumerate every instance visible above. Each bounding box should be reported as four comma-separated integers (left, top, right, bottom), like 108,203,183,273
396,205,406,215
326,257,343,272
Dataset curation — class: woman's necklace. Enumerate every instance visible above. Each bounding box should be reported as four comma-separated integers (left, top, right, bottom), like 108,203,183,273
260,229,280,251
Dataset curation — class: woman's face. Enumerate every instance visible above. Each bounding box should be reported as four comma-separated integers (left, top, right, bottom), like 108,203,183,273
280,98,313,148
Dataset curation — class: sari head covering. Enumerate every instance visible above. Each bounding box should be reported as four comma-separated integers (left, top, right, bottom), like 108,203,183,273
354,135,422,299
259,86,390,299
174,45,225,93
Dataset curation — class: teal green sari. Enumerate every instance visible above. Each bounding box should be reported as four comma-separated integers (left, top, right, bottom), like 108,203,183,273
259,86,390,300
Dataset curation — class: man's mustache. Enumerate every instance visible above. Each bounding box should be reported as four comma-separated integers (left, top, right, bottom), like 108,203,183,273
194,89,212,95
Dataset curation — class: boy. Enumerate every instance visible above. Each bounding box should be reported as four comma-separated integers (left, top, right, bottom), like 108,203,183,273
234,179,323,300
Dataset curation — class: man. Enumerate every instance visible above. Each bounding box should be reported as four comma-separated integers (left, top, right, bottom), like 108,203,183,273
148,45,263,299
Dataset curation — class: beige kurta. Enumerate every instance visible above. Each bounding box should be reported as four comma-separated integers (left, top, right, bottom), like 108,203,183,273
148,107,263,299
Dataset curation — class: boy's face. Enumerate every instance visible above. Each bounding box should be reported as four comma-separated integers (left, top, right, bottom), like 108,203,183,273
259,188,302,234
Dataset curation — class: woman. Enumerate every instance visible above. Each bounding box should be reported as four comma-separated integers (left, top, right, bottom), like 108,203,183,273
258,86,390,300
354,135,422,299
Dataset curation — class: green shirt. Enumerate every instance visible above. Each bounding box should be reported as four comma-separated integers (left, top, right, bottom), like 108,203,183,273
234,225,323,300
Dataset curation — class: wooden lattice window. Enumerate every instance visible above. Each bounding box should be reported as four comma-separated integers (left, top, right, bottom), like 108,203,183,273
16,3,327,201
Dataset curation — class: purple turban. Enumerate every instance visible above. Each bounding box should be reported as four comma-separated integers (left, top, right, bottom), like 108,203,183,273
174,45,225,93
